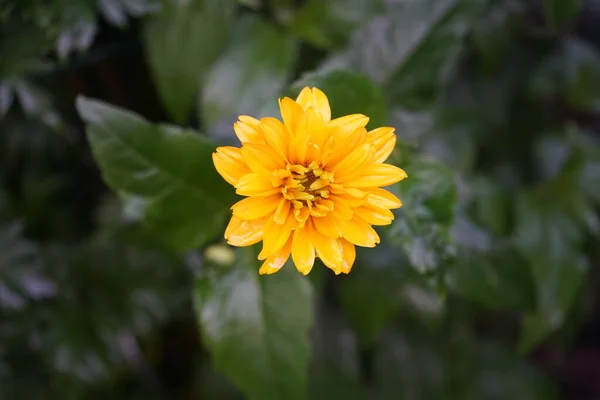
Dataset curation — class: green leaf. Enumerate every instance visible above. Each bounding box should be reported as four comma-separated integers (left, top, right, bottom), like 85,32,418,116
534,135,575,183
447,246,536,311
542,0,583,32
290,0,384,49
387,156,458,274
371,329,557,400
337,250,404,343
467,176,511,236
0,223,55,310
144,0,237,123
530,38,600,110
201,15,297,138
371,329,447,399
452,341,559,399
309,306,364,400
13,80,63,129
515,191,589,350
339,0,482,108
288,69,387,128
39,235,188,382
471,0,523,73
76,96,234,251
194,247,313,400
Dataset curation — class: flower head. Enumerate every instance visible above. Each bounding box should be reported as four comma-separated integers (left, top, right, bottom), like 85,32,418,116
213,87,407,275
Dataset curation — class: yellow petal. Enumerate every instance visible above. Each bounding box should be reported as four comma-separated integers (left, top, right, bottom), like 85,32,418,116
231,194,280,220
344,163,408,188
259,212,297,260
212,146,251,186
225,215,265,246
278,97,303,133
325,127,368,166
327,114,369,132
295,87,331,122
259,117,289,160
339,239,356,274
367,127,396,163
242,143,285,177
290,107,324,164
259,237,292,275
328,193,367,208
331,143,375,182
337,216,380,247
330,196,354,220
234,116,263,144
366,188,403,209
313,215,340,238
235,173,279,196
367,126,394,142
291,219,316,275
313,230,343,274
353,204,394,226
273,198,291,224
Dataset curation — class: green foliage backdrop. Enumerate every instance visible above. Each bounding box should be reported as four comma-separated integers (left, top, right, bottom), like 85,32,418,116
1,0,600,398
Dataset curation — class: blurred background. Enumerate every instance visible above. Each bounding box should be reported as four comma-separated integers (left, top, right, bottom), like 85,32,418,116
1,0,600,399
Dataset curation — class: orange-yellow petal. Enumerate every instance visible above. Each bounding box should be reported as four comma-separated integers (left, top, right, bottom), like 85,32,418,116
344,163,408,188
331,143,375,182
295,87,331,122
278,97,303,133
212,147,251,186
259,117,289,160
235,173,279,196
224,216,266,246
259,237,292,275
273,198,291,225
330,196,354,220
353,204,394,226
313,215,340,238
259,213,297,260
366,188,403,209
242,143,285,176
337,216,380,247
231,194,280,220
290,107,324,164
327,114,369,132
234,116,263,144
325,127,368,166
339,239,356,274
291,219,316,275
367,127,396,163
313,230,343,274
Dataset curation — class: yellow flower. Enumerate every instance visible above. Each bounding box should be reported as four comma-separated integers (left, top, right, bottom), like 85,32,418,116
213,87,407,275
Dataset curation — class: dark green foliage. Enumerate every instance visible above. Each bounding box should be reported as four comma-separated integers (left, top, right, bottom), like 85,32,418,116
2,0,600,398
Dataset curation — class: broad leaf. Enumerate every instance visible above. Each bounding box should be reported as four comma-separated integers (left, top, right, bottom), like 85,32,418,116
76,96,234,251
288,69,387,128
340,0,482,108
144,0,237,123
515,191,589,351
447,246,536,311
290,0,384,49
467,176,511,236
388,156,458,274
201,15,297,140
371,329,557,400
309,305,364,400
194,247,313,400
530,38,600,110
0,224,55,310
337,260,403,343
542,0,583,32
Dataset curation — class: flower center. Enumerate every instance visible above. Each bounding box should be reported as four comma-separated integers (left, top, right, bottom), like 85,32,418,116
272,161,335,222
